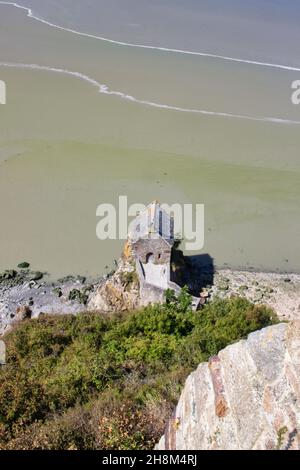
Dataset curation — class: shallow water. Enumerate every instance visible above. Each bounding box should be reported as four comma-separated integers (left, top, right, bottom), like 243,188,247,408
0,1,300,277
8,0,300,65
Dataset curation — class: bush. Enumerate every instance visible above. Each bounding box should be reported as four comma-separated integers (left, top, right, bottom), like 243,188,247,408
0,295,278,449
2,405,96,450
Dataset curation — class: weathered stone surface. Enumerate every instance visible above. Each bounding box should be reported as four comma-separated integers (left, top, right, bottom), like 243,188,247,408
0,340,6,365
0,276,94,336
88,254,200,313
16,305,32,321
210,269,300,322
156,322,300,450
88,256,140,313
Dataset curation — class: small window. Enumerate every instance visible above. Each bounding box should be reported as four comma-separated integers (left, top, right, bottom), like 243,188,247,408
146,253,154,263
158,253,161,259
159,211,163,236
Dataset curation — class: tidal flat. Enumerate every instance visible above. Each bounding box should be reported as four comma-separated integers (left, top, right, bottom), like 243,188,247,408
0,4,300,278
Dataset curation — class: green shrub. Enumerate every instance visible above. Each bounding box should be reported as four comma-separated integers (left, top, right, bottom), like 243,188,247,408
119,271,139,290
0,295,278,449
68,289,89,305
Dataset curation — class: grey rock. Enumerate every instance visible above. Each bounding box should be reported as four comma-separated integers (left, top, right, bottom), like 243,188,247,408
254,292,264,302
2,270,17,280
0,340,5,365
30,271,44,281
156,322,300,450
53,287,63,298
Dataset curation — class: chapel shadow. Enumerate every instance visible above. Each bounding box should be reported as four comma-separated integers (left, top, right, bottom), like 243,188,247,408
171,249,215,297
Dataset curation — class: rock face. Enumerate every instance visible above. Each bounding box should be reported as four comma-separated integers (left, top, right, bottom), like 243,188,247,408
0,340,5,365
156,321,300,450
209,270,300,322
0,275,95,337
88,255,140,313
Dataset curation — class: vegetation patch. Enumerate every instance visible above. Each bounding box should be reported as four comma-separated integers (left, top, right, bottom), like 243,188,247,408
68,288,90,305
17,262,30,269
0,291,278,450
119,271,139,291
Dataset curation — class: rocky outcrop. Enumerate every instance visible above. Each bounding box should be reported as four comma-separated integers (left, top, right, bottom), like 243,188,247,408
156,321,300,450
209,270,300,322
0,340,5,365
0,273,95,337
88,241,202,313
88,250,140,313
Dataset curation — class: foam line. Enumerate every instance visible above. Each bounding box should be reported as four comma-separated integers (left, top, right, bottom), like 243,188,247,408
1,1,300,72
1,61,300,125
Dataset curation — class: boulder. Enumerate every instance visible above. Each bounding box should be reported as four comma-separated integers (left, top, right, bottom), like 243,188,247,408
88,255,139,313
30,271,43,281
17,262,30,269
156,321,300,450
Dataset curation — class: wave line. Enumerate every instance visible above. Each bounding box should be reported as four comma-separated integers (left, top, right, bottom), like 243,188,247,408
1,61,300,125
1,1,300,72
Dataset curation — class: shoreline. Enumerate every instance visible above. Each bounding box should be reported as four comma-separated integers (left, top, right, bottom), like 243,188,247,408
0,267,102,336
2,63,299,125
210,268,300,322
1,4,300,125
1,2,300,72
1,263,300,337
213,264,300,276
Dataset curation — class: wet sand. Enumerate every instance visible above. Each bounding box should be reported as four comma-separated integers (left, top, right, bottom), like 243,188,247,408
0,4,300,278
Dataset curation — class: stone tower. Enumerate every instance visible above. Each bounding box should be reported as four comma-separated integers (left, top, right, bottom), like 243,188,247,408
128,201,174,289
